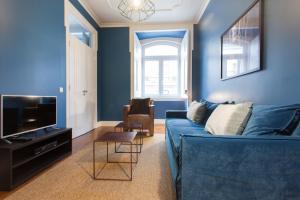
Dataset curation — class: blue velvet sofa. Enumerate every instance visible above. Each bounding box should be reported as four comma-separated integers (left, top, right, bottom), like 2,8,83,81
165,102,300,200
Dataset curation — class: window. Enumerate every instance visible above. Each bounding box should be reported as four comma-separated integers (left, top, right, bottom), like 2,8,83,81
68,14,92,47
142,41,181,99
145,45,178,56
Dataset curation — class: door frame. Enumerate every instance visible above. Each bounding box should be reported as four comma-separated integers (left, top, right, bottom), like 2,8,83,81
64,0,98,130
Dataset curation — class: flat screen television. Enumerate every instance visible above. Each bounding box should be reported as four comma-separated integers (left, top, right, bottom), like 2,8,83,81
0,95,57,139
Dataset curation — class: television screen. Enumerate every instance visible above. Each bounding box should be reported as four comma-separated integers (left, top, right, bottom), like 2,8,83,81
1,95,57,138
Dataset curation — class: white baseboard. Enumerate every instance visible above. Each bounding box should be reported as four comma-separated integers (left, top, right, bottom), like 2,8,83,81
155,119,165,125
95,119,165,128
95,121,122,128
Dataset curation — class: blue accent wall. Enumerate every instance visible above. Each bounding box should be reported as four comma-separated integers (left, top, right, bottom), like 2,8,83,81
154,101,187,119
99,27,131,121
195,0,300,104
0,0,100,128
192,24,201,101
136,31,186,40
0,0,66,127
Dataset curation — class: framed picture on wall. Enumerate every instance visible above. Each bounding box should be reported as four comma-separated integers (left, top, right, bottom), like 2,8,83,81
221,0,263,80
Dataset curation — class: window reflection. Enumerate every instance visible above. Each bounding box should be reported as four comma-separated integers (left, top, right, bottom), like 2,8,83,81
221,1,261,79
68,14,92,47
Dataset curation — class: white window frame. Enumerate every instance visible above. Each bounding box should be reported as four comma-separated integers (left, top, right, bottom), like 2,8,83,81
141,41,181,100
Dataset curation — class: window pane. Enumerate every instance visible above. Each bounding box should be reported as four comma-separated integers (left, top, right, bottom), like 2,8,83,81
144,60,159,96
145,45,178,56
69,14,92,47
163,60,178,96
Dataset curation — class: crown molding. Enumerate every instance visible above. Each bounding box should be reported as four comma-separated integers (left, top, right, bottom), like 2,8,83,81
100,22,195,29
77,0,210,27
100,23,130,28
194,0,211,24
78,0,102,27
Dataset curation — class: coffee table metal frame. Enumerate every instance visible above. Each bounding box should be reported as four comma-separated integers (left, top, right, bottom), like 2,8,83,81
93,132,138,181
114,122,144,153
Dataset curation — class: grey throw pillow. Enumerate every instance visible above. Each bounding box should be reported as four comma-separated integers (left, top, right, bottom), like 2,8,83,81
187,101,207,123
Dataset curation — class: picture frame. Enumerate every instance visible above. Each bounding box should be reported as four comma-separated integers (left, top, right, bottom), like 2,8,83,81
221,0,263,80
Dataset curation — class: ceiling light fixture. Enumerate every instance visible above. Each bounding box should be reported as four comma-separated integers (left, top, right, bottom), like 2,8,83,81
117,0,155,22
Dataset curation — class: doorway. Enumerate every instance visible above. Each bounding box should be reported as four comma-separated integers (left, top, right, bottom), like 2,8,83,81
65,1,98,138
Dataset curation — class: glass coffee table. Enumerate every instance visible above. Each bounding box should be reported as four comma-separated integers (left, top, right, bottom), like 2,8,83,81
93,131,138,181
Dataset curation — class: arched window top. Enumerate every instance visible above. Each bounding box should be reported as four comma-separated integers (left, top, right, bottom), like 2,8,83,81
144,42,179,57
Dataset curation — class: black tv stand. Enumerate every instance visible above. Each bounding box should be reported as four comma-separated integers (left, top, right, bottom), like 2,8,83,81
0,128,72,191
1,139,12,145
9,136,33,142
44,127,58,132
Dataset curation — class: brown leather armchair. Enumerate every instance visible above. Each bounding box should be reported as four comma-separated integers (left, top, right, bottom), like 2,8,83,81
123,100,155,136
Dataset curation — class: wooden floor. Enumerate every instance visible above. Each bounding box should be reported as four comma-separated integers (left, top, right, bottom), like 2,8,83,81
0,124,165,200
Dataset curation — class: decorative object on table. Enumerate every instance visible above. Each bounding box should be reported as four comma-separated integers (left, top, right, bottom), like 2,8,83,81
123,98,155,136
117,0,155,22
221,0,263,80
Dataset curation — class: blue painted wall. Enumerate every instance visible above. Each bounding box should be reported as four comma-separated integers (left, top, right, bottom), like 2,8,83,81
99,27,131,121
192,24,201,101
155,101,187,119
0,0,100,127
0,0,66,127
195,0,300,104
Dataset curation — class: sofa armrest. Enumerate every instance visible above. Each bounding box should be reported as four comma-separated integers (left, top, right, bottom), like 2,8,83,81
180,135,300,200
166,110,187,119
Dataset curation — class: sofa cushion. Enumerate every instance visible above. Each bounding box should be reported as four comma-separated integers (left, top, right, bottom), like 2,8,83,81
205,103,253,135
166,119,208,160
243,104,300,136
168,126,206,151
277,110,300,136
166,118,202,128
186,101,207,123
201,100,229,124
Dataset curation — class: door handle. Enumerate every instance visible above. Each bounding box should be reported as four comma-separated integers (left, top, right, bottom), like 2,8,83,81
82,90,88,96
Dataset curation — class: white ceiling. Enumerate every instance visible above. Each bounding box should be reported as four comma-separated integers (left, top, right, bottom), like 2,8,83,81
80,0,209,25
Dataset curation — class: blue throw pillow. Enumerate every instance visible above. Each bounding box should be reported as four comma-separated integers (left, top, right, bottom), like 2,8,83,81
243,104,300,136
200,100,228,124
275,110,300,136
292,123,300,136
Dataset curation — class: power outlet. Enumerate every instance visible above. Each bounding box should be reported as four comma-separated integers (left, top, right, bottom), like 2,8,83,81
59,87,64,93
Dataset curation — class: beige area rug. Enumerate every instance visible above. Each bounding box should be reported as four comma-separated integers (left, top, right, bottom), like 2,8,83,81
5,135,175,200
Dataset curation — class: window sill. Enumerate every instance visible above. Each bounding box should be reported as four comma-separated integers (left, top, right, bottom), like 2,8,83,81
151,97,188,102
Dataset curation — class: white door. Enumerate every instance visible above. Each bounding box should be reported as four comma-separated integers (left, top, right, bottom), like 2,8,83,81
68,35,97,138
